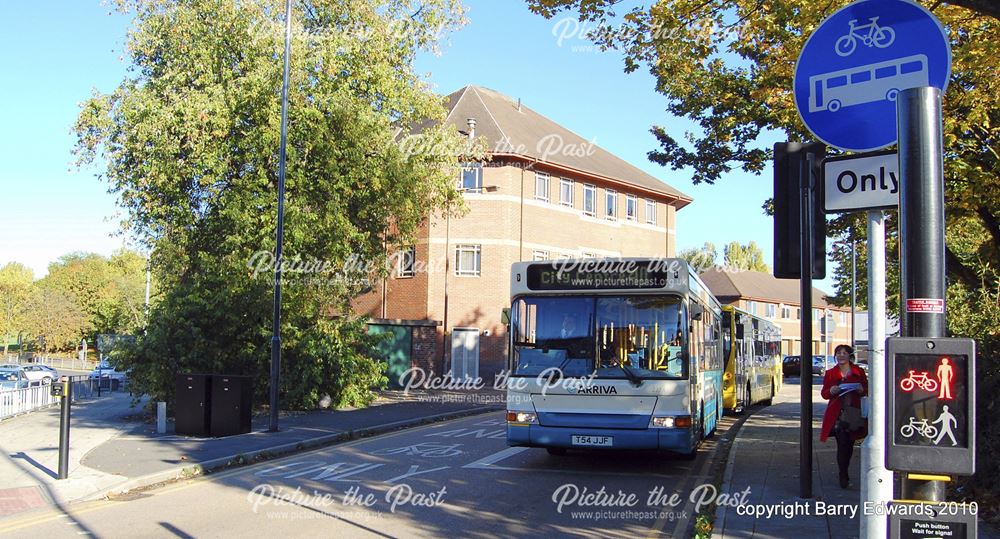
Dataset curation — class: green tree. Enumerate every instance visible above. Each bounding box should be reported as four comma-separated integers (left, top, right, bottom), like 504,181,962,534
0,263,34,356
679,242,717,272
75,0,476,409
723,241,769,272
37,250,151,337
23,287,88,354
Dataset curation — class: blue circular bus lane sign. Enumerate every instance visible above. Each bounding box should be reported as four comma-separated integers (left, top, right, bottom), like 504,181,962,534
794,0,951,152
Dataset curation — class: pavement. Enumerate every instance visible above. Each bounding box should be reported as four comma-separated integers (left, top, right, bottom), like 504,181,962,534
713,377,999,539
1,378,996,538
0,387,502,522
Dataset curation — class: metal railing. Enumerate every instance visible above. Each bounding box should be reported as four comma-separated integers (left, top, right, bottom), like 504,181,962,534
0,376,115,421
5,356,99,372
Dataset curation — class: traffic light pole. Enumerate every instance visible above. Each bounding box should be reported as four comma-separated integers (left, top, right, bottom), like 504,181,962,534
799,151,815,499
897,86,947,501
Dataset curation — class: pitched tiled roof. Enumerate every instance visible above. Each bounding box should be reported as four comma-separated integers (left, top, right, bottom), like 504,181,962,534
700,268,845,309
434,85,692,207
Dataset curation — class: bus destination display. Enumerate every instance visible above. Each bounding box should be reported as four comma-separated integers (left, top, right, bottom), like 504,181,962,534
525,261,676,291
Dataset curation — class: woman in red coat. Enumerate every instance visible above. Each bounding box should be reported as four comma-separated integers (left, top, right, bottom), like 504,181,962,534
820,344,869,488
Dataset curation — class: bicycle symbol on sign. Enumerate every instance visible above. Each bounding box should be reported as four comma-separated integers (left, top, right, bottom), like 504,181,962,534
371,442,464,458
899,417,939,439
835,17,896,57
899,370,939,392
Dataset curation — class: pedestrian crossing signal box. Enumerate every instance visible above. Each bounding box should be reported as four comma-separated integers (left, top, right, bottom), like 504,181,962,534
50,381,66,397
886,337,975,475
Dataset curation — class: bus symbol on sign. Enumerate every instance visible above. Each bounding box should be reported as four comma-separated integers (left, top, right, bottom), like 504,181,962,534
808,55,928,113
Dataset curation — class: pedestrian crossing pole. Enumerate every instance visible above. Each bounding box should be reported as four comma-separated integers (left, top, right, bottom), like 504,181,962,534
896,86,947,502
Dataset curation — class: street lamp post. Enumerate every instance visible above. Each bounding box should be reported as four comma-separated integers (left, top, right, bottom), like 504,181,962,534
269,0,293,433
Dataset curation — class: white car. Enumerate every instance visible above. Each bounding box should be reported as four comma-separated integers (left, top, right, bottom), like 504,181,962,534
89,362,127,382
21,364,58,384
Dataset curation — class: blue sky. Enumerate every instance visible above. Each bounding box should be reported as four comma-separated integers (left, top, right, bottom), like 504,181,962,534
0,1,838,292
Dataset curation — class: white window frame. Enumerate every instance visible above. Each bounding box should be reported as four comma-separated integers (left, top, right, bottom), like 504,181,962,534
625,194,637,221
747,301,757,315
583,184,596,216
559,178,574,206
460,164,483,193
781,305,791,319
455,244,481,276
581,252,597,258
766,303,776,318
645,199,656,224
396,246,416,278
605,189,617,220
534,172,550,202
532,250,549,261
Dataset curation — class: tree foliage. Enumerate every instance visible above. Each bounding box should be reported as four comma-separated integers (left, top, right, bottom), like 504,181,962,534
75,0,475,410
679,242,717,272
38,250,151,337
23,288,88,354
0,263,34,354
723,241,769,272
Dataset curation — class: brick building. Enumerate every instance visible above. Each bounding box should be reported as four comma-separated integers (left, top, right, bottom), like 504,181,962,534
353,85,692,381
699,269,852,357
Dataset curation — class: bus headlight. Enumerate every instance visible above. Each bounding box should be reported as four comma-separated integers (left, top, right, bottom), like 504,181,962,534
651,416,675,428
506,411,537,424
650,415,692,428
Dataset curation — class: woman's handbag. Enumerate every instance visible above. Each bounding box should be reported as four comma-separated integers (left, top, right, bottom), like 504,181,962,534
839,401,865,432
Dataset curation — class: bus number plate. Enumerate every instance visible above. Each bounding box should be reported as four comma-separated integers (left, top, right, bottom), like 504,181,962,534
571,435,613,447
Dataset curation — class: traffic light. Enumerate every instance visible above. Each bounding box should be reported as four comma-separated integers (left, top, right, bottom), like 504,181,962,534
773,142,826,279
886,337,976,475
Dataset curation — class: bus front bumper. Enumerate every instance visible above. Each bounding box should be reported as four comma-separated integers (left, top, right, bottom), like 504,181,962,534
507,424,695,453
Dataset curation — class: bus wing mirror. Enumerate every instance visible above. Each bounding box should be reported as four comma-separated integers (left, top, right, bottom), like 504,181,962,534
690,303,704,321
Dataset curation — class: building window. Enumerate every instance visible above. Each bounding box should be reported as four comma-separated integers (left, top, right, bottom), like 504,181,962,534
455,245,481,276
781,305,791,319
535,172,550,201
583,184,596,215
839,312,847,324
460,164,483,193
605,189,617,219
645,199,656,224
626,195,637,221
559,178,574,206
766,303,776,318
558,253,572,259
814,308,822,320
747,301,757,315
581,252,597,258
796,308,801,320
396,247,415,278
532,250,549,261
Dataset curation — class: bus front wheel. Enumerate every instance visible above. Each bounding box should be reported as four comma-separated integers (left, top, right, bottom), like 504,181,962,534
763,379,775,406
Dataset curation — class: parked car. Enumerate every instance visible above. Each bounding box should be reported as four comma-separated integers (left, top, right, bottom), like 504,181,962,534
21,364,58,385
813,355,836,375
0,363,22,370
0,367,30,390
89,361,126,382
782,356,802,376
